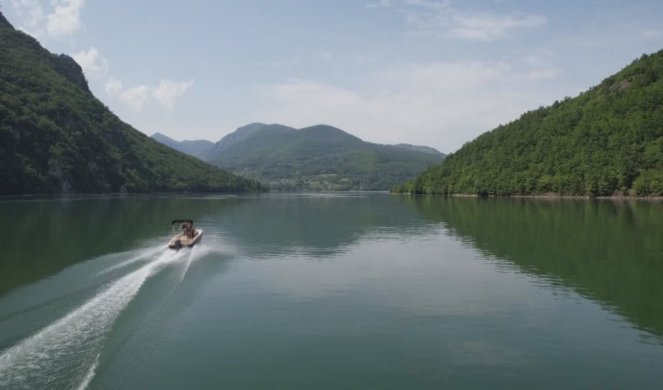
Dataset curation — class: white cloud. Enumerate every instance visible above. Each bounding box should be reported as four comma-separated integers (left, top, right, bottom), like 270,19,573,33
105,78,123,96
73,47,108,80
105,78,149,112
152,80,194,110
47,0,85,37
404,0,450,9
11,0,85,38
366,0,392,8
10,0,46,36
399,1,546,41
254,59,561,152
448,13,547,41
376,61,507,92
118,85,150,112
105,78,194,112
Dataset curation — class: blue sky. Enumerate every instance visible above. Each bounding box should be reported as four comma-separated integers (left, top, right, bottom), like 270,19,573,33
3,0,663,152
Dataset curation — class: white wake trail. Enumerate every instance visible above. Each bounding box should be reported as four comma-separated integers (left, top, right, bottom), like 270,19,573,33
76,353,100,390
0,247,187,389
97,245,166,276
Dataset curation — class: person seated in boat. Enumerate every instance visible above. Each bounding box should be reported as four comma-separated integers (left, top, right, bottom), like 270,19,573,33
180,222,195,238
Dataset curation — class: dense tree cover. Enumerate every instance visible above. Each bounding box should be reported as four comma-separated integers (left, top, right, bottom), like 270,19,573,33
154,123,445,191
0,13,264,194
394,50,663,196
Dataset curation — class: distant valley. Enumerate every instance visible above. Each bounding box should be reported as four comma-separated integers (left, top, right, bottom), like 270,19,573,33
152,123,445,191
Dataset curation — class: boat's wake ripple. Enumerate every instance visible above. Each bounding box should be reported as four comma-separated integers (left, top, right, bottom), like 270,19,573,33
0,244,208,389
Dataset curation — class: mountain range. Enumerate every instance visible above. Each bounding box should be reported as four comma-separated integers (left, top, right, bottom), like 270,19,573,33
0,12,263,195
152,123,445,191
9,3,657,198
395,49,663,197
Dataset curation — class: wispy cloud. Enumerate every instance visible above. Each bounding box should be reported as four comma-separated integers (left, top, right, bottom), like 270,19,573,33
104,78,123,96
152,80,194,110
47,0,85,37
119,85,151,112
369,0,546,41
11,0,85,37
404,0,450,10
105,79,150,112
444,12,547,41
73,47,108,80
105,78,194,112
365,0,392,8
71,44,195,113
254,58,561,152
10,0,46,36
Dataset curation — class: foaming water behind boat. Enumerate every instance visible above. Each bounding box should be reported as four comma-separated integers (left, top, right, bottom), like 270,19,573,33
0,242,213,390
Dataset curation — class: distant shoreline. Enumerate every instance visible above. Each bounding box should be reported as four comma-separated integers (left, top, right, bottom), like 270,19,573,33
511,194,663,201
393,192,663,201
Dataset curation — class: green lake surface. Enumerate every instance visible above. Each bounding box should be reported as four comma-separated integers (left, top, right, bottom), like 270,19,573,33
0,193,662,389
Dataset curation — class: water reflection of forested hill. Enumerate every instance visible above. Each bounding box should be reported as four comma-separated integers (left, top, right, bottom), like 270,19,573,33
207,193,434,257
1,193,434,295
409,196,663,337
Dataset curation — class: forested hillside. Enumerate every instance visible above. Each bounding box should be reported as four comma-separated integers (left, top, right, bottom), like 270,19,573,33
0,13,263,194
154,123,445,191
395,50,663,196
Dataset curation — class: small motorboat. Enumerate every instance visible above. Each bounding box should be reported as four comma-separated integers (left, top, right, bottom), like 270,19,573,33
169,219,203,249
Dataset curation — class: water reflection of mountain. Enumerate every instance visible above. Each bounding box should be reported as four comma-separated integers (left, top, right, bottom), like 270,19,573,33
1,193,433,295
208,193,432,258
410,196,663,337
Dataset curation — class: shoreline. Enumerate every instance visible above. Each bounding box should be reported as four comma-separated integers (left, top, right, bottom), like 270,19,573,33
393,192,663,201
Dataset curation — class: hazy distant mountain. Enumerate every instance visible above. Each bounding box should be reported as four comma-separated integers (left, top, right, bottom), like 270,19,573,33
0,12,263,194
151,132,214,160
395,49,663,196
153,122,445,191
392,144,442,155
213,123,297,154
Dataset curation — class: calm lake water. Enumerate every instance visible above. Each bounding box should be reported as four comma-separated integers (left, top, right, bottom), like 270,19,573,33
0,193,662,389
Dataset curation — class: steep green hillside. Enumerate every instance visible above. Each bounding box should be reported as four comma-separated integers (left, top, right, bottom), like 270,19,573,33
0,13,263,194
155,123,445,191
395,50,663,196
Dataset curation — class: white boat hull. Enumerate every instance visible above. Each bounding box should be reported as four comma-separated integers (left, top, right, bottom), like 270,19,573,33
168,229,203,249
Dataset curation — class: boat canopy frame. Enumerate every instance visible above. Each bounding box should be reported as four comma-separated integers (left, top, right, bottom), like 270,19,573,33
172,219,194,226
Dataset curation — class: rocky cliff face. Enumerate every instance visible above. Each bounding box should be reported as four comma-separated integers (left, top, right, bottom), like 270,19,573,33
50,53,91,93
